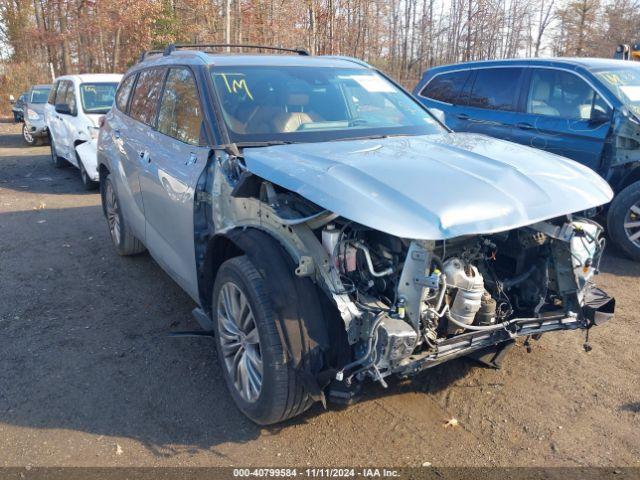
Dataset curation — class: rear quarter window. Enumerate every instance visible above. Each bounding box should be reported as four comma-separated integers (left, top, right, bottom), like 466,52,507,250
115,74,136,113
420,71,471,104
128,68,166,125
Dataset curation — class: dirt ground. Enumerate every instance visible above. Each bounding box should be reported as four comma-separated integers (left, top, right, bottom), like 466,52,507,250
0,120,639,468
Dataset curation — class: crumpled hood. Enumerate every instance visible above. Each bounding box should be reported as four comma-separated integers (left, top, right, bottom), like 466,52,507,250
243,133,613,240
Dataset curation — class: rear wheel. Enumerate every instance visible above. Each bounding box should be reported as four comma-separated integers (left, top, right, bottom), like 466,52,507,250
607,181,640,261
102,174,145,256
212,256,315,425
50,138,66,168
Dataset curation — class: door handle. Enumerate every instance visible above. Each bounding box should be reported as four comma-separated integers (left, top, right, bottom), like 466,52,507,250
456,113,470,120
139,150,150,163
113,129,121,140
516,122,534,130
185,152,197,166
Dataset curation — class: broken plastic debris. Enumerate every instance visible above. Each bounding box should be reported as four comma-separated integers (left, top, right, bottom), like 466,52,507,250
444,418,460,428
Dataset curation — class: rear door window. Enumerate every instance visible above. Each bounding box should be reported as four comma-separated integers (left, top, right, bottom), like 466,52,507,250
52,81,67,106
115,74,136,113
157,68,203,145
527,69,610,120
420,71,471,104
48,82,59,105
467,68,523,111
62,81,77,114
129,68,166,126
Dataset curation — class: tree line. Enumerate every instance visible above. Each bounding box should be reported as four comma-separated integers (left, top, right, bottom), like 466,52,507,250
1,0,639,102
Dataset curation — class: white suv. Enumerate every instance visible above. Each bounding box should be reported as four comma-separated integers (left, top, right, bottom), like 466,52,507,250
45,74,122,189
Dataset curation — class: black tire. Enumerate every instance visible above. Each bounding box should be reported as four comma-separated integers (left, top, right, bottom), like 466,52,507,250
49,138,66,168
212,256,316,425
77,153,98,191
607,181,640,261
102,174,145,256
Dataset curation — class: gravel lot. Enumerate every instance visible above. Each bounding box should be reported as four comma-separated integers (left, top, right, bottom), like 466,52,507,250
0,120,639,468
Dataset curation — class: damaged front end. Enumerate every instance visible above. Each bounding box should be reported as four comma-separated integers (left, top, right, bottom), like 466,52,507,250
325,217,614,387
202,139,615,399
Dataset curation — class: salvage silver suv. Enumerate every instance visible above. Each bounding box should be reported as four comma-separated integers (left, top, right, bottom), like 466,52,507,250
98,44,616,425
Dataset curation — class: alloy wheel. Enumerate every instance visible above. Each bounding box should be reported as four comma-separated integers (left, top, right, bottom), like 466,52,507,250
105,181,121,245
624,202,640,247
23,124,33,144
216,281,263,403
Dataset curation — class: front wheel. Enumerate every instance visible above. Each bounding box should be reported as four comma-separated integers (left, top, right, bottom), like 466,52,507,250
607,181,640,261
77,153,98,191
22,123,36,145
212,256,315,425
102,174,145,256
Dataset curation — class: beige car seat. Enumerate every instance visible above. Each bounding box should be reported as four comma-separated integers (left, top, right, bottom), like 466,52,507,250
529,81,560,116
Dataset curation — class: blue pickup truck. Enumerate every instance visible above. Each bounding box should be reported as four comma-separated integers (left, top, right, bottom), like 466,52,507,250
414,58,640,260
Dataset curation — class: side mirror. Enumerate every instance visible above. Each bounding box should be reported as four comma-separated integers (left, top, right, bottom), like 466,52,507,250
55,103,73,115
590,108,611,125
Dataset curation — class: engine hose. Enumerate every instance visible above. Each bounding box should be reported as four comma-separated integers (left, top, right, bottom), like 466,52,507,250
485,265,537,291
335,312,386,381
446,311,569,332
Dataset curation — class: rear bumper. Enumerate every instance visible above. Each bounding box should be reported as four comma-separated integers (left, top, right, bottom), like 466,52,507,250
395,287,614,376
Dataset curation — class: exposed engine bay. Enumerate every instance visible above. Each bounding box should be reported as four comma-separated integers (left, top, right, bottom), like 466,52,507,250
203,137,617,398
313,215,611,387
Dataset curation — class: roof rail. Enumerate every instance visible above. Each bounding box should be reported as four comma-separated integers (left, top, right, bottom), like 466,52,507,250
322,55,373,68
139,49,164,62
162,43,309,57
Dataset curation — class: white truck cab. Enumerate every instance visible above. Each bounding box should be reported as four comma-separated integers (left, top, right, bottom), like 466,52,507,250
45,74,122,189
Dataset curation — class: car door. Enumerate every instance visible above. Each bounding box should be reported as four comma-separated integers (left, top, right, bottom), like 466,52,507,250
138,67,209,300
453,67,525,141
46,81,67,150
44,82,60,138
415,69,473,131
52,80,77,161
115,68,167,243
508,68,612,172
57,80,81,165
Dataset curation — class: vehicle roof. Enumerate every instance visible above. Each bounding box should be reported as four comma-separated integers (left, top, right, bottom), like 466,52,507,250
135,51,370,70
54,73,123,83
30,84,51,89
424,57,639,74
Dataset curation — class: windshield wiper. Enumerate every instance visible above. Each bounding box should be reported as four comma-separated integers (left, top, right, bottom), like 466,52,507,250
334,133,414,142
214,140,297,157
234,140,297,148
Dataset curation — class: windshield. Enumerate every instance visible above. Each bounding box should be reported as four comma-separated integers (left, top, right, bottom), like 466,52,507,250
595,66,640,116
210,66,442,144
30,88,50,104
80,82,119,114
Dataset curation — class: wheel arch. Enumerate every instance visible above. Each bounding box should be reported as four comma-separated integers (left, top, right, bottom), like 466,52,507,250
616,164,640,193
199,227,349,371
